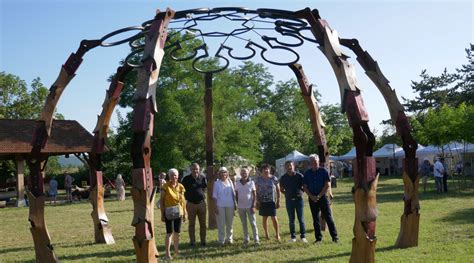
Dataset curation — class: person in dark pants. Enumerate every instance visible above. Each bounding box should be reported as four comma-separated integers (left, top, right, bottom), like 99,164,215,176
303,154,339,243
441,158,449,193
181,163,207,246
280,160,307,243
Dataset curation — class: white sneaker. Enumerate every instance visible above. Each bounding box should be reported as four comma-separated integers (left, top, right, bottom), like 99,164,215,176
301,238,308,243
289,238,297,243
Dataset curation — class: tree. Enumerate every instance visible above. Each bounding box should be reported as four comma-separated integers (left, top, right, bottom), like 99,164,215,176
320,104,353,156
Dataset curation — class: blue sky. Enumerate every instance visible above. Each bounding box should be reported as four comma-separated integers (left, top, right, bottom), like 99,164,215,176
1,0,472,136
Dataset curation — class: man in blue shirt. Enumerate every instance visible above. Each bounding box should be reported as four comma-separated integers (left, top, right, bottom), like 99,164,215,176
303,154,339,243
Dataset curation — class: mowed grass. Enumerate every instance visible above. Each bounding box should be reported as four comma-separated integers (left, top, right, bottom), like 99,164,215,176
1,175,473,262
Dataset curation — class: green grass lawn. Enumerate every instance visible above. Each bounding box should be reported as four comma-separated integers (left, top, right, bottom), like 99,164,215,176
1,175,473,262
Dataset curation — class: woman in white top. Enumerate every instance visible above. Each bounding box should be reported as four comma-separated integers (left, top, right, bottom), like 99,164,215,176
235,167,259,245
212,167,236,245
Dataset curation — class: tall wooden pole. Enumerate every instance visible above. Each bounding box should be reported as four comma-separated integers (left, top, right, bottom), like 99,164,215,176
297,8,378,262
130,9,174,262
204,72,217,229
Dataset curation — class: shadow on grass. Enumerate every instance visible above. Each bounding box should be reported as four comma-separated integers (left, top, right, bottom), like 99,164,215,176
288,245,398,262
439,207,474,225
59,248,135,261
0,246,33,254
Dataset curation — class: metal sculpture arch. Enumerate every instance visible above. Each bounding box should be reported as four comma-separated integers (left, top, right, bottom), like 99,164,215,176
28,7,420,263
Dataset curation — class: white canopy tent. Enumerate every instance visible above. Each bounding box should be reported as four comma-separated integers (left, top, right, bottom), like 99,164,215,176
275,150,309,177
337,147,356,161
373,144,403,158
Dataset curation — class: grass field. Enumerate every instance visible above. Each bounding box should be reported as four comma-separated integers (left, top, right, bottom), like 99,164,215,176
1,175,473,262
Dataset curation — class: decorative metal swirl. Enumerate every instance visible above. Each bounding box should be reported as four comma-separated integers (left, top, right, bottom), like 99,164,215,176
121,8,318,73
83,8,320,73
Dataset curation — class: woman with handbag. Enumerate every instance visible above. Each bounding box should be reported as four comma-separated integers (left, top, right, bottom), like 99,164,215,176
160,168,187,260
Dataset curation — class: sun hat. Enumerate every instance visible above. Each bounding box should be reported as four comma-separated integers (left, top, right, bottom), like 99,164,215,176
218,167,228,173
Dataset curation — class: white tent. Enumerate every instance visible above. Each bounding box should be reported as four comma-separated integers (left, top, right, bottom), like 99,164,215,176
285,150,309,162
274,150,309,177
373,144,403,158
337,147,356,160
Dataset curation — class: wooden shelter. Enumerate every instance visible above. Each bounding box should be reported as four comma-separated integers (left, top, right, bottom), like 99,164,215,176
0,119,93,206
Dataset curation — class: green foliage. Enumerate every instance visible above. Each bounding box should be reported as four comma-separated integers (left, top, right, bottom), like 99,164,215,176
320,104,353,155
412,104,463,150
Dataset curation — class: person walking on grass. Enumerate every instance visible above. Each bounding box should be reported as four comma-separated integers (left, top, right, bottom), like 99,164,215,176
303,154,339,244
48,176,58,204
181,163,208,247
115,174,126,201
64,173,74,203
280,160,307,243
160,168,186,260
434,157,445,194
235,167,259,245
255,163,281,242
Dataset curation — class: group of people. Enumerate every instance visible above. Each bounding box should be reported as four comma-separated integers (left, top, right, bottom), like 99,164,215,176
420,157,450,193
46,172,74,204
158,154,339,260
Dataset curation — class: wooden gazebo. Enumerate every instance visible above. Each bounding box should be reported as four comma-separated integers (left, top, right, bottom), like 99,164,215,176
0,119,94,206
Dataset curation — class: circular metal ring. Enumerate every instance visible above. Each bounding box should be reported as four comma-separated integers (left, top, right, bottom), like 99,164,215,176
100,26,145,47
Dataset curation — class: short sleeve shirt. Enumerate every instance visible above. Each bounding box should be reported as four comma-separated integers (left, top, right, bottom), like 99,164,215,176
162,182,186,214
255,176,279,203
181,174,207,203
235,180,256,209
303,168,329,195
212,179,235,208
280,172,304,199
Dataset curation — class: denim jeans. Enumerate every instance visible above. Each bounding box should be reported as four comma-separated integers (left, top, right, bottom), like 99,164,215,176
285,197,306,239
309,196,338,241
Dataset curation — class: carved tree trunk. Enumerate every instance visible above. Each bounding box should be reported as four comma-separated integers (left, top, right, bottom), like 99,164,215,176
88,65,132,244
26,156,58,263
395,159,420,248
299,8,378,262
204,73,217,229
89,169,115,244
130,9,174,262
351,175,378,263
338,38,420,248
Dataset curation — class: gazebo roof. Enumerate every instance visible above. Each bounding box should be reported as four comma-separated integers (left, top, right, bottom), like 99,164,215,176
0,119,94,157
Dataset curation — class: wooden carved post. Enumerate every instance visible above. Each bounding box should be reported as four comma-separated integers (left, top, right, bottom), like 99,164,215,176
339,39,420,248
15,155,26,207
28,36,100,263
26,153,58,263
298,8,378,262
204,72,217,230
130,9,174,262
88,64,132,244
289,63,332,230
289,64,329,166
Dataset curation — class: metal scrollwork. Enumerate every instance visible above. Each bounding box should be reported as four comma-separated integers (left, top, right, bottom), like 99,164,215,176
116,8,319,71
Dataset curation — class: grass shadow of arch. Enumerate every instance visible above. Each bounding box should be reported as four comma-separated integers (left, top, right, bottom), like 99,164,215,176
439,207,474,225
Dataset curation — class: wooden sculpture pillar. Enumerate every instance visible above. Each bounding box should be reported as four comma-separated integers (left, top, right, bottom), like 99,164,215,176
88,64,132,245
289,63,329,167
338,38,420,248
130,9,174,263
299,8,378,262
27,36,99,262
204,72,217,230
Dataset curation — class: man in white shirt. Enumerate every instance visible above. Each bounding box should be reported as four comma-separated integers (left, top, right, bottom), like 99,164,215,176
433,158,444,193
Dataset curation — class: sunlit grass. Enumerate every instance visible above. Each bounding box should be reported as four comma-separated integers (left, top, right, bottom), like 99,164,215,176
0,175,473,262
